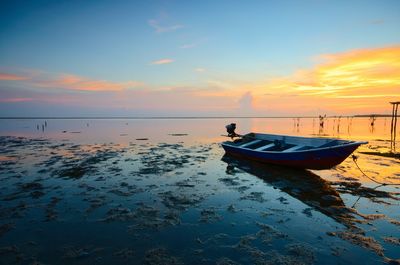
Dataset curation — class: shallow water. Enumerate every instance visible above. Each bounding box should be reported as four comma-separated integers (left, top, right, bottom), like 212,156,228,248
0,117,399,264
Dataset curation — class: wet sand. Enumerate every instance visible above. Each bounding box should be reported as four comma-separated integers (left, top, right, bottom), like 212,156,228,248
0,118,399,264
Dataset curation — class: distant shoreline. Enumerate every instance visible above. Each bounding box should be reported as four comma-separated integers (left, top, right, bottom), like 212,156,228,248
0,115,398,120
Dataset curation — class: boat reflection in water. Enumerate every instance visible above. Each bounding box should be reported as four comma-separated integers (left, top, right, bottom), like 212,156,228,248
221,154,357,227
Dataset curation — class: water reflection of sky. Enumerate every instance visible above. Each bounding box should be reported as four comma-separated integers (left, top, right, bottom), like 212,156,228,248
0,117,394,142
0,118,399,264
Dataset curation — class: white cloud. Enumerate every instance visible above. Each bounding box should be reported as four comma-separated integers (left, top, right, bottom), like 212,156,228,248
148,19,184,33
180,43,196,49
238,91,254,111
150,59,174,65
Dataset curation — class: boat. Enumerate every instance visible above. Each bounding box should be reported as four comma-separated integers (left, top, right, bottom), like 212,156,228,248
221,133,367,170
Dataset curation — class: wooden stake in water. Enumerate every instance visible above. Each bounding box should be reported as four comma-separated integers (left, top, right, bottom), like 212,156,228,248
390,101,399,152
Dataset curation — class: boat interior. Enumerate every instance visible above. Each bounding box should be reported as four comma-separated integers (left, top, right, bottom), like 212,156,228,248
225,133,351,152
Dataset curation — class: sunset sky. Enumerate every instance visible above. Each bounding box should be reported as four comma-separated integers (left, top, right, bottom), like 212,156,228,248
0,0,399,117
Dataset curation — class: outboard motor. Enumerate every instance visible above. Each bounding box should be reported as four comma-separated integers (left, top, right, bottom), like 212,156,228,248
225,123,237,138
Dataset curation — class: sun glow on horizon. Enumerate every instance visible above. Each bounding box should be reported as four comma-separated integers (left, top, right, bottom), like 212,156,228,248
248,46,400,115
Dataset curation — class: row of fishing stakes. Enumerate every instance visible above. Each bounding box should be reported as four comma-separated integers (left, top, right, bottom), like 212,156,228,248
36,121,48,132
390,101,399,152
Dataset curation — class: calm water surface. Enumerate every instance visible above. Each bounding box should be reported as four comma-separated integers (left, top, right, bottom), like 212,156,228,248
0,118,399,264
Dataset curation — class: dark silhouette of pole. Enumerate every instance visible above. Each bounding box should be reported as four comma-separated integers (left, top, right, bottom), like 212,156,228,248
390,102,399,152
394,104,398,152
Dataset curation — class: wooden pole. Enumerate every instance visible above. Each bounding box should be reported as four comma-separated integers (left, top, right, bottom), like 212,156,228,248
391,103,395,150
394,103,399,152
390,101,400,153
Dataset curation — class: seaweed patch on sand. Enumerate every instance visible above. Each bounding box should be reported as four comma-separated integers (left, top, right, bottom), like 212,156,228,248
330,181,400,204
144,247,183,265
335,231,384,256
53,149,121,179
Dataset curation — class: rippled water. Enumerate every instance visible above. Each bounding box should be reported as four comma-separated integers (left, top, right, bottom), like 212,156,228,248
0,118,399,264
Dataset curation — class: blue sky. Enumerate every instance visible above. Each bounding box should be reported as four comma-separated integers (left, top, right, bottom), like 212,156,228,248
1,0,399,116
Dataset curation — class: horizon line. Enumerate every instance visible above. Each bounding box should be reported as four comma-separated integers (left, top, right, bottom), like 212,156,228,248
0,114,397,120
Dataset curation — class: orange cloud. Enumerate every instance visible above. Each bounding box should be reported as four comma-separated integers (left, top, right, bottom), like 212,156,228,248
150,59,174,65
0,72,28,81
40,74,143,92
253,46,400,114
0,97,33,103
0,70,143,92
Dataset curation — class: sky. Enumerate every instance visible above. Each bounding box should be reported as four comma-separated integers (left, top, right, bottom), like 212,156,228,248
0,0,399,117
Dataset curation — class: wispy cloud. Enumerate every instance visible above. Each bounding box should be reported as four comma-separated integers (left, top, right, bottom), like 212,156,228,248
36,74,143,92
180,43,196,49
180,38,208,49
148,19,183,33
0,97,33,103
206,80,236,90
150,59,174,65
370,19,384,25
0,72,28,81
195,68,206,72
0,70,143,92
238,91,254,111
332,94,400,99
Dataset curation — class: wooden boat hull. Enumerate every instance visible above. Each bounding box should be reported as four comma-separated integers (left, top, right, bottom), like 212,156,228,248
221,133,367,169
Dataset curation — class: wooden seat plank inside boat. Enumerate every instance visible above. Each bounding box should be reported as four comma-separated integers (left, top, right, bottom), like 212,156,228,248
282,145,306,152
254,143,275,151
239,139,262,148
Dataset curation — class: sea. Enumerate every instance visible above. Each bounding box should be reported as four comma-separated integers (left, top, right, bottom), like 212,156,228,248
0,117,399,264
